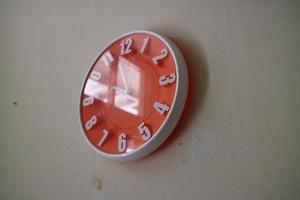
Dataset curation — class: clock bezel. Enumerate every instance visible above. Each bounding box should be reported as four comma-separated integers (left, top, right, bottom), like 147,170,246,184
79,30,188,161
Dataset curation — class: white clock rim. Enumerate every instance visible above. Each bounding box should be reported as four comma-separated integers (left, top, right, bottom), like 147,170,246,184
79,30,188,161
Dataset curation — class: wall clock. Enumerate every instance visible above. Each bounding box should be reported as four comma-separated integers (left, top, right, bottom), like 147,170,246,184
79,30,188,161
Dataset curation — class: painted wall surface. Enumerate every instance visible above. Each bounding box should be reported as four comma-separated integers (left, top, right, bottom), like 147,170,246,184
0,0,299,199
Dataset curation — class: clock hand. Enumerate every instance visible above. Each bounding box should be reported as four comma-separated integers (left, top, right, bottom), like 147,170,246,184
112,86,128,94
112,86,133,97
118,62,129,93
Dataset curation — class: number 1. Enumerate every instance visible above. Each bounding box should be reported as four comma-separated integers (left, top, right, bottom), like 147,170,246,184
140,37,150,53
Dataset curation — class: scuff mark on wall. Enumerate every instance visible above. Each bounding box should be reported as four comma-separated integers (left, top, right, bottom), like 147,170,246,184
95,176,102,191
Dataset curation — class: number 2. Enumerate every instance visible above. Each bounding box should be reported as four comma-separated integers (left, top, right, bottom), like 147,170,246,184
152,48,168,65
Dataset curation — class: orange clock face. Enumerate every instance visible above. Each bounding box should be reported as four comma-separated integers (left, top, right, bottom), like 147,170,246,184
80,32,179,157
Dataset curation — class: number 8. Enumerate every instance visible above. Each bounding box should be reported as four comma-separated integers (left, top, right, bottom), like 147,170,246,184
85,115,97,130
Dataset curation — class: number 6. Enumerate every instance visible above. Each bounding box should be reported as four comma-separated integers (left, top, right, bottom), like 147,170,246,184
118,133,127,152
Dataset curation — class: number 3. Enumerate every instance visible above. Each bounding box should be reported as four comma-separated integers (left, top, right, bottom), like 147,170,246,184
159,73,176,86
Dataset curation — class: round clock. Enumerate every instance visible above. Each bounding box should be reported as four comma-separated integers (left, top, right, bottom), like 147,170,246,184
79,30,188,161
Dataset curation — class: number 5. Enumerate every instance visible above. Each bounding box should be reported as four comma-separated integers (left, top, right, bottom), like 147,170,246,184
138,122,152,141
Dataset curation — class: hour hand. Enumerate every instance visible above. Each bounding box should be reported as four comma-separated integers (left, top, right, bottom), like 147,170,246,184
112,86,128,94
112,86,132,96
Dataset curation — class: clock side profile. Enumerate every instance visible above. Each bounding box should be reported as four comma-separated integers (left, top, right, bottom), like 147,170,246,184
79,30,188,161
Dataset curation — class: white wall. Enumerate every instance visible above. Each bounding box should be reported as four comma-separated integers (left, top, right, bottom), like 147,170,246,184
0,0,299,199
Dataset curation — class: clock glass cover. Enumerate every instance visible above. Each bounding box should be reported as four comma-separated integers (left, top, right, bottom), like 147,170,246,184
79,31,188,161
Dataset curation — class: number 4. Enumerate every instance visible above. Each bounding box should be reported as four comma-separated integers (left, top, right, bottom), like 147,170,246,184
153,102,169,115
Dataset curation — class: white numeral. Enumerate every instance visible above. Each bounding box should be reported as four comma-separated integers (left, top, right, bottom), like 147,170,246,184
120,38,133,55
83,96,94,106
138,122,151,141
90,71,101,81
101,50,114,66
140,37,150,53
85,115,97,130
152,48,168,65
98,129,109,147
153,102,169,115
118,133,127,152
159,73,176,86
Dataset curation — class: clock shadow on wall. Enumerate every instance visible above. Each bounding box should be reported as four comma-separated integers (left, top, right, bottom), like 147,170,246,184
136,27,209,163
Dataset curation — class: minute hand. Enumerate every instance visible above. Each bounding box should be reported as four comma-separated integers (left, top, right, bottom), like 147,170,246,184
118,62,129,92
